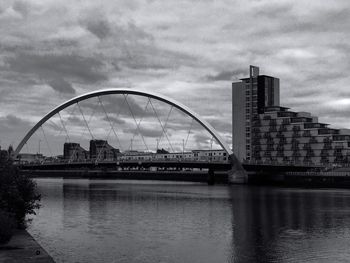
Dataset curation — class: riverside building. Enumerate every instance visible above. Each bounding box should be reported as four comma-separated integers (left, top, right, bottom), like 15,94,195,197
232,66,350,165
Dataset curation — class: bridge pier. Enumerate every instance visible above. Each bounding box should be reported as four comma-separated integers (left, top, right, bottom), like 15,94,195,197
227,154,248,184
207,169,215,185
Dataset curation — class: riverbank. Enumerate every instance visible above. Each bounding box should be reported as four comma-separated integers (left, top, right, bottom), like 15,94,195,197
21,169,350,188
22,169,229,183
0,229,55,263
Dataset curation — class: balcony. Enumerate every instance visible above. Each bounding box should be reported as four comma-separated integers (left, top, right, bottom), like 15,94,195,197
303,144,311,150
303,157,313,165
282,119,291,125
278,138,287,144
323,144,332,150
266,137,274,143
276,151,284,157
253,146,262,151
264,151,272,157
263,115,271,120
269,120,277,126
291,145,300,151
334,150,344,156
252,139,261,145
279,126,287,132
253,134,262,139
309,138,318,144
302,131,311,137
323,137,332,143
269,126,277,132
306,150,315,157
276,145,284,151
252,121,261,127
276,132,285,138
292,132,301,138
291,138,299,144
263,133,271,139
292,126,301,132
321,152,329,157
267,145,274,151
292,151,301,157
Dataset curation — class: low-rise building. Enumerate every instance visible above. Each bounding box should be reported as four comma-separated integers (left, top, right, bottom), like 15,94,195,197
89,140,120,161
63,143,89,162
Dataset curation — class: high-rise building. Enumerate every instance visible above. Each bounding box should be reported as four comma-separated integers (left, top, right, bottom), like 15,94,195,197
232,66,350,165
232,65,280,161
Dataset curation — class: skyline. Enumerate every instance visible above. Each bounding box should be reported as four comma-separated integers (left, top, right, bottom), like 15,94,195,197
1,0,350,151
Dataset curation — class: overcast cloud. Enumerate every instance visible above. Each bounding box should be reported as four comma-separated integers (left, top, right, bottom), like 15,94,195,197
1,0,350,154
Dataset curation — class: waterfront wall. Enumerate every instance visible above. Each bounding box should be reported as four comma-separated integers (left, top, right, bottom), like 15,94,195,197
21,170,229,184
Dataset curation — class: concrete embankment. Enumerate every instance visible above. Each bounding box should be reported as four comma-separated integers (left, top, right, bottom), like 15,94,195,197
0,230,55,263
248,171,350,188
21,169,230,184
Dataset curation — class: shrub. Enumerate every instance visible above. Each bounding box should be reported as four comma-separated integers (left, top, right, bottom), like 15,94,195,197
0,210,15,244
0,162,41,229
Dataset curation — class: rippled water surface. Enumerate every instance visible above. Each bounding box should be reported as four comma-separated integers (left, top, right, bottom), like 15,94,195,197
28,178,350,263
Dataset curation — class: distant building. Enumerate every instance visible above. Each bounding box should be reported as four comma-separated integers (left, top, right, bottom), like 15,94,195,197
63,143,89,162
17,153,44,164
89,140,120,161
232,66,350,165
118,150,228,162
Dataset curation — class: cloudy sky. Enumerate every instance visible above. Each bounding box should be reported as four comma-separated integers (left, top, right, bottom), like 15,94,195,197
1,0,350,155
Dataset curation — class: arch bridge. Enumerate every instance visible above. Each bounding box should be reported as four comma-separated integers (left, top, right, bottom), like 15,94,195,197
15,89,247,183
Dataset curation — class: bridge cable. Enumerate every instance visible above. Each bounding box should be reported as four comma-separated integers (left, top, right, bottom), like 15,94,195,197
95,95,128,162
58,112,71,143
98,96,124,152
129,97,151,151
123,94,150,152
40,126,53,158
68,98,100,163
95,125,114,163
54,103,78,138
184,118,194,152
77,102,95,140
149,99,175,153
155,104,173,149
48,104,77,155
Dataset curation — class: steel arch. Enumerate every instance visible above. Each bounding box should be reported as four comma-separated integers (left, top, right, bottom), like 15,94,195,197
14,88,233,157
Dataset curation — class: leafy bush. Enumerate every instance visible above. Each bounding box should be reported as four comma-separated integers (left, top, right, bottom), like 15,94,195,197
0,162,41,229
0,210,15,244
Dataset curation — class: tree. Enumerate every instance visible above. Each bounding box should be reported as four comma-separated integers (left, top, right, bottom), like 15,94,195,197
0,156,41,229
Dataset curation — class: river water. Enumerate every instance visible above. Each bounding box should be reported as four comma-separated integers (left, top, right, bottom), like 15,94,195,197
28,178,350,263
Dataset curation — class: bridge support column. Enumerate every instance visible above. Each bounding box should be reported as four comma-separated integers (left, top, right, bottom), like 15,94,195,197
207,169,215,185
227,154,248,184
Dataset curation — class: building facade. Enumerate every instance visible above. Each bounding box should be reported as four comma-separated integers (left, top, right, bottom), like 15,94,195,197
232,65,280,161
63,143,89,162
89,140,120,161
232,66,350,165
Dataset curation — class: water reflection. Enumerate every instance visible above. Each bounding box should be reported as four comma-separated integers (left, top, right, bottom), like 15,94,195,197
29,179,350,263
230,187,350,262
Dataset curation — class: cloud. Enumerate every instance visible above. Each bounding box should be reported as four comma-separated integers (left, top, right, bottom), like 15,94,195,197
5,53,108,84
12,1,30,17
2,0,350,155
206,69,246,81
48,77,75,94
2,114,31,128
0,114,33,149
85,18,111,40
123,127,163,138
102,115,126,125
